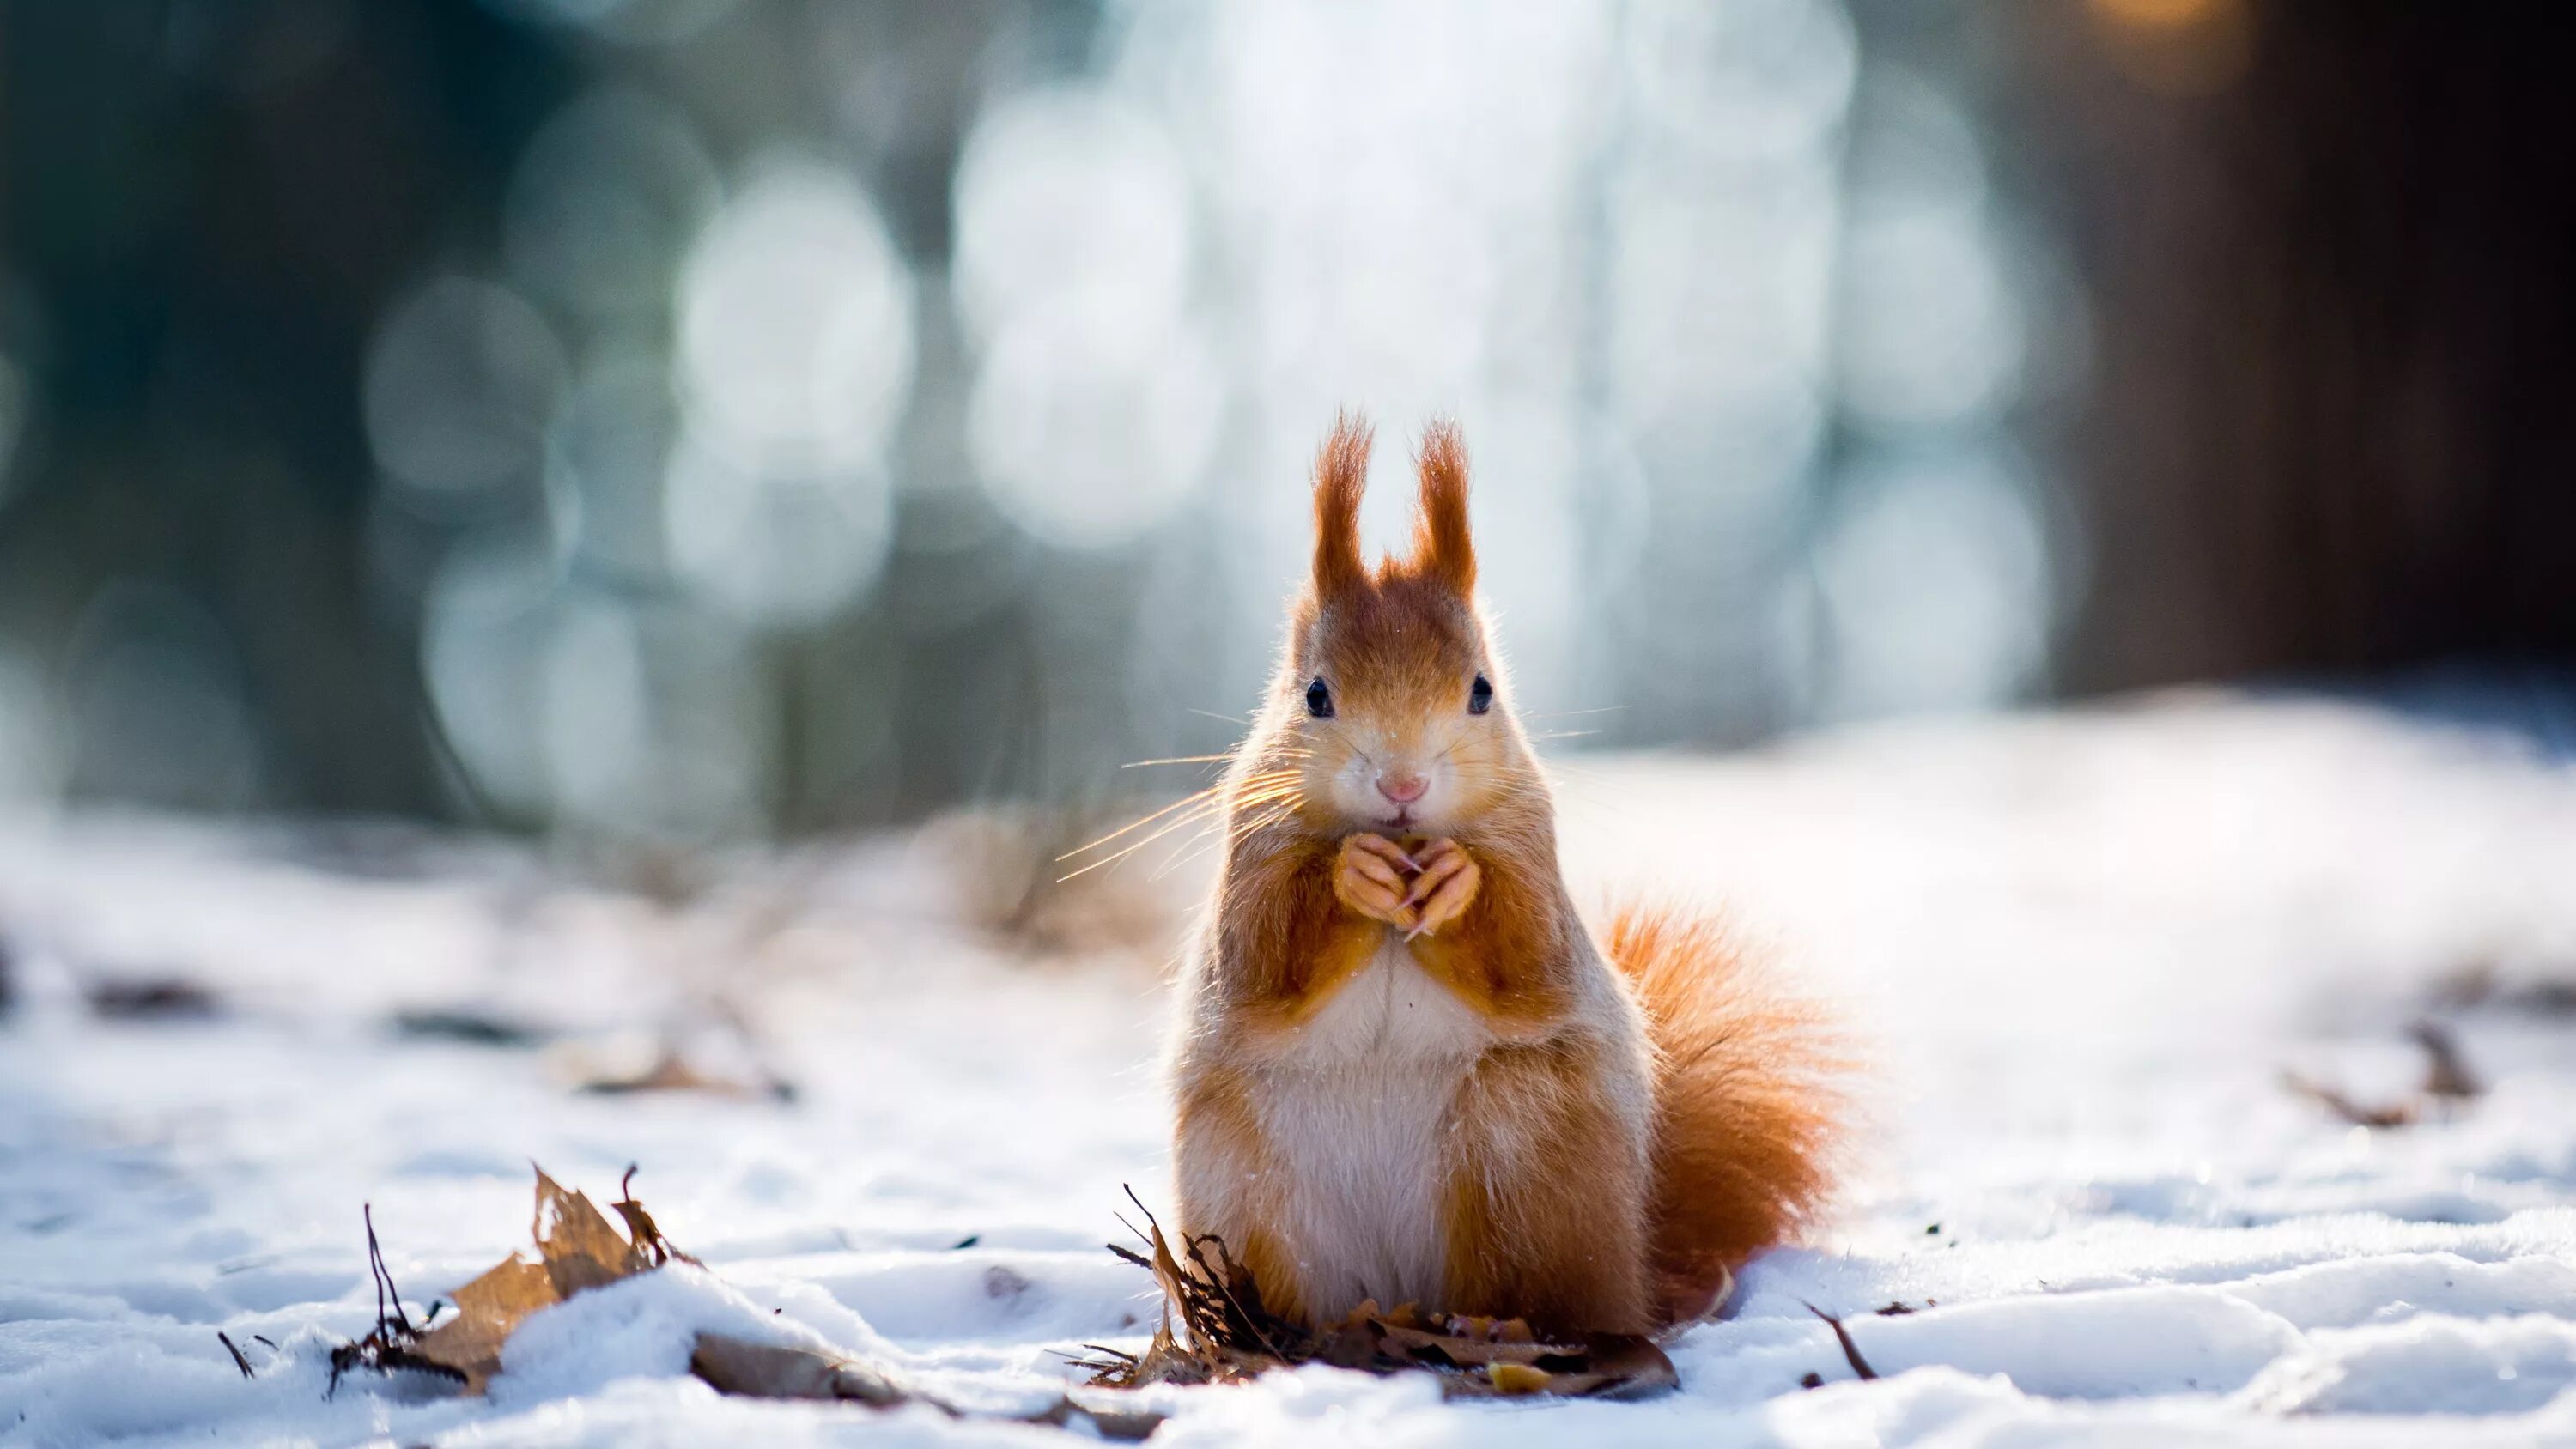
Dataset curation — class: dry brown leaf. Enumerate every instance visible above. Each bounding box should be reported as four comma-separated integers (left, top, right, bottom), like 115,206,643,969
573,1047,787,1100
1553,1335,1685,1400
690,1333,908,1407
1083,1187,1680,1402
532,1167,651,1296
410,1171,655,1388
1375,1321,1558,1369
333,1166,1155,1439
349,1167,662,1394
691,1334,1163,1441
412,1256,554,1391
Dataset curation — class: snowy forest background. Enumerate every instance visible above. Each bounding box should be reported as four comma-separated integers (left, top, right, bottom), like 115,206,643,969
4,1,2569,842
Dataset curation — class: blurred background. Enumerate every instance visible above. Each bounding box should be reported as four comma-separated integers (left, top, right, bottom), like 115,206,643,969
1,0,2571,847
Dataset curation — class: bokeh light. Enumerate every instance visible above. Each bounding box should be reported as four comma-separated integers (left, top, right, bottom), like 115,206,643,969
1621,0,1857,162
661,426,894,626
1838,70,2025,432
0,0,2085,835
676,156,915,476
1838,201,2026,430
537,593,766,837
421,537,562,815
544,353,683,579
60,582,263,811
363,276,569,500
1812,448,2057,718
505,88,722,321
952,84,1216,550
964,299,1221,550
951,87,1194,346
2086,0,2257,96
0,645,58,803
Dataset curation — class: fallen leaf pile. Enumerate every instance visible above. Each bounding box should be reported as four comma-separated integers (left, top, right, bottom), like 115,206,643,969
319,1170,1685,1436
325,1166,1162,1439
1078,1190,1679,1402
330,1167,683,1394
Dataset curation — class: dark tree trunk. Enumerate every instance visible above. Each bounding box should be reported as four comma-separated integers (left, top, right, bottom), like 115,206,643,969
2013,3,2576,688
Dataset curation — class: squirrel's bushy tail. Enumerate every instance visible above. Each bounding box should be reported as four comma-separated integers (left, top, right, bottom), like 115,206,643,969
1603,901,1847,1326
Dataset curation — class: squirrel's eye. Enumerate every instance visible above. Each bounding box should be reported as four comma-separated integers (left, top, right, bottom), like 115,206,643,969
1304,678,1334,718
1468,674,1493,715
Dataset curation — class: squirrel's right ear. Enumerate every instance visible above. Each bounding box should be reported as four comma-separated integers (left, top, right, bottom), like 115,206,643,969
1411,419,1474,595
1311,412,1371,600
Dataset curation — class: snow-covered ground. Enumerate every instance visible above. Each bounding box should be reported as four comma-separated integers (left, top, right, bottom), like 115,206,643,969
7,694,2576,1446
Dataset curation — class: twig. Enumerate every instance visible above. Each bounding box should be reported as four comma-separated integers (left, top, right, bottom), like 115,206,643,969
2281,1070,2420,1128
362,1203,416,1337
217,1331,255,1379
611,1162,700,1267
2413,1020,2482,1100
1093,1184,1677,1399
329,1203,464,1398
1804,1303,1879,1380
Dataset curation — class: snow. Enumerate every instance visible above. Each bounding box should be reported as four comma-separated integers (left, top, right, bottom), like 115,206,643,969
7,694,2576,1446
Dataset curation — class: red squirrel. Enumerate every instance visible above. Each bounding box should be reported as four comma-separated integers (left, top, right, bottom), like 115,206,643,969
1169,415,1844,1337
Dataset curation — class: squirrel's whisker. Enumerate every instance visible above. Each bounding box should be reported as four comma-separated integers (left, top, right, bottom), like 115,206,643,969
1055,785,1229,861
1055,803,1233,882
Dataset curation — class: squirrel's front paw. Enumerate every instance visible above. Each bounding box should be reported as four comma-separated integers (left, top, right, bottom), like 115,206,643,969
1402,839,1480,939
1334,834,1421,930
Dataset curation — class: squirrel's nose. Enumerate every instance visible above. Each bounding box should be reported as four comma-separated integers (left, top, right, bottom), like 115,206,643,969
1376,771,1428,804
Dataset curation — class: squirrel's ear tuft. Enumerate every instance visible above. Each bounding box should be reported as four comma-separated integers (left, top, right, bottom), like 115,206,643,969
1411,419,1475,594
1312,411,1372,599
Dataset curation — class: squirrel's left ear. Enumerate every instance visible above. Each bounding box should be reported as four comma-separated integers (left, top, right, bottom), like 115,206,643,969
1311,412,1372,601
1410,420,1475,595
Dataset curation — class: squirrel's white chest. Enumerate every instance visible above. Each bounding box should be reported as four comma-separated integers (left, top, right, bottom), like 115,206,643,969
1252,937,1493,1318
1276,934,1494,1067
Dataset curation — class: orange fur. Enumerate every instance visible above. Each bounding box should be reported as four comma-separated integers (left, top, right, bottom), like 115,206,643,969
1169,413,1844,1338
1398,832,1574,1034
1411,421,1475,594
1603,902,1847,1325
1311,413,1371,602
1170,1064,1304,1321
1230,834,1395,1032
1441,1038,1652,1333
